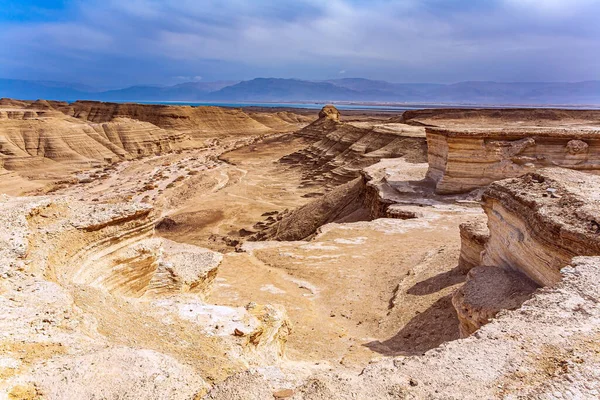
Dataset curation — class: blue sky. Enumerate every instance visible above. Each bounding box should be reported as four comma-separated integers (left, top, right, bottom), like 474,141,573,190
0,0,599,88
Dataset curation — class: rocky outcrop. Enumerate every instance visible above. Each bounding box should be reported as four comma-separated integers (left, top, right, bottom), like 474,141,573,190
481,168,600,287
457,217,489,273
0,195,292,398
61,101,309,137
452,266,538,337
426,127,600,194
452,168,600,338
318,104,340,122
281,106,427,187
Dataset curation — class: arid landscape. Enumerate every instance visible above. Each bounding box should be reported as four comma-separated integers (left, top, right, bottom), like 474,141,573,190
0,98,599,399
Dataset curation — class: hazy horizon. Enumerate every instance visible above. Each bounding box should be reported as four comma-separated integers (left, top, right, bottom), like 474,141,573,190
1,0,599,89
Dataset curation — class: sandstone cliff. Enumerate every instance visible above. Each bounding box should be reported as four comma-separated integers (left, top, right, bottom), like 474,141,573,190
0,111,190,171
453,168,600,337
426,126,600,194
480,168,600,286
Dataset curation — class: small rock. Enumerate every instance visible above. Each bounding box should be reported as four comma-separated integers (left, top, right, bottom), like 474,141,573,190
233,328,245,337
273,389,294,398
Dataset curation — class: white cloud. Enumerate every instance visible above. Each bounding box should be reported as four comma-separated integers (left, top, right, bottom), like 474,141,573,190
2,0,599,84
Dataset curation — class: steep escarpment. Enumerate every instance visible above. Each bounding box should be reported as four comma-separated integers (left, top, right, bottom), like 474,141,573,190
280,105,427,188
452,168,600,337
457,217,489,273
421,109,600,194
251,177,368,241
480,168,600,286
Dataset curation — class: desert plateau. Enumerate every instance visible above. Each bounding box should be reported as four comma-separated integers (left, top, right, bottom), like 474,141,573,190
0,97,598,399
4,0,600,397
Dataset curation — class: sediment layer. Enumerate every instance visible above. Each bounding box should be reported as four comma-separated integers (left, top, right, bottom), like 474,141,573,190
481,168,600,286
426,127,600,194
280,107,427,187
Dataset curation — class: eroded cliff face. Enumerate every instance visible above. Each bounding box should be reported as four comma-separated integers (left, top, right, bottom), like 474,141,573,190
452,168,600,338
457,217,489,273
280,106,427,188
426,128,600,194
61,101,310,137
0,109,191,172
481,168,600,286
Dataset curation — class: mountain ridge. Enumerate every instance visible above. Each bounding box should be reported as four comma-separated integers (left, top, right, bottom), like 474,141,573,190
2,77,599,105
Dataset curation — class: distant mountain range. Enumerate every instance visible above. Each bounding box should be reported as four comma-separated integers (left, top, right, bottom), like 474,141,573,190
2,77,599,105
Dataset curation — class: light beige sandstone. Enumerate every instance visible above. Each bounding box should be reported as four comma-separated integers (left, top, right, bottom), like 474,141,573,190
426,127,600,194
0,195,291,398
0,110,191,172
457,217,489,273
451,167,600,340
61,100,311,138
452,266,538,337
481,168,600,287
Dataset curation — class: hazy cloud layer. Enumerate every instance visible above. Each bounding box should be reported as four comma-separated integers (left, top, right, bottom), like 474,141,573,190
1,0,599,87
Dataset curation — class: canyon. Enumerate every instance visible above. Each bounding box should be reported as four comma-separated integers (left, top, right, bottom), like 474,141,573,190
1,100,600,399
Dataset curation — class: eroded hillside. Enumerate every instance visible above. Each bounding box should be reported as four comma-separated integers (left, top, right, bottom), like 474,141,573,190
1,102,600,399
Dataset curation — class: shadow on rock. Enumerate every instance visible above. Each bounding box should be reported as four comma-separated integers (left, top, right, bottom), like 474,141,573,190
364,294,460,356
407,267,466,296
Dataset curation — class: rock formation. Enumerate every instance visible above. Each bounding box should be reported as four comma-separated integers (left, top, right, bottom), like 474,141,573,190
0,195,291,398
426,127,600,194
457,217,489,273
452,168,600,338
60,100,311,137
280,105,427,188
318,104,340,122
2,100,600,399
0,109,190,171
480,168,600,286
415,107,600,194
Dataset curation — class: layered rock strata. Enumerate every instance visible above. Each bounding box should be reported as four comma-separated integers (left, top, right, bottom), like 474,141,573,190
0,111,190,171
453,168,600,337
280,106,427,187
0,195,291,398
61,100,310,136
426,127,600,194
480,168,600,286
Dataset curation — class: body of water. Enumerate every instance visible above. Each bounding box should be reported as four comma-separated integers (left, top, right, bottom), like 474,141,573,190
114,100,600,111
131,101,421,111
